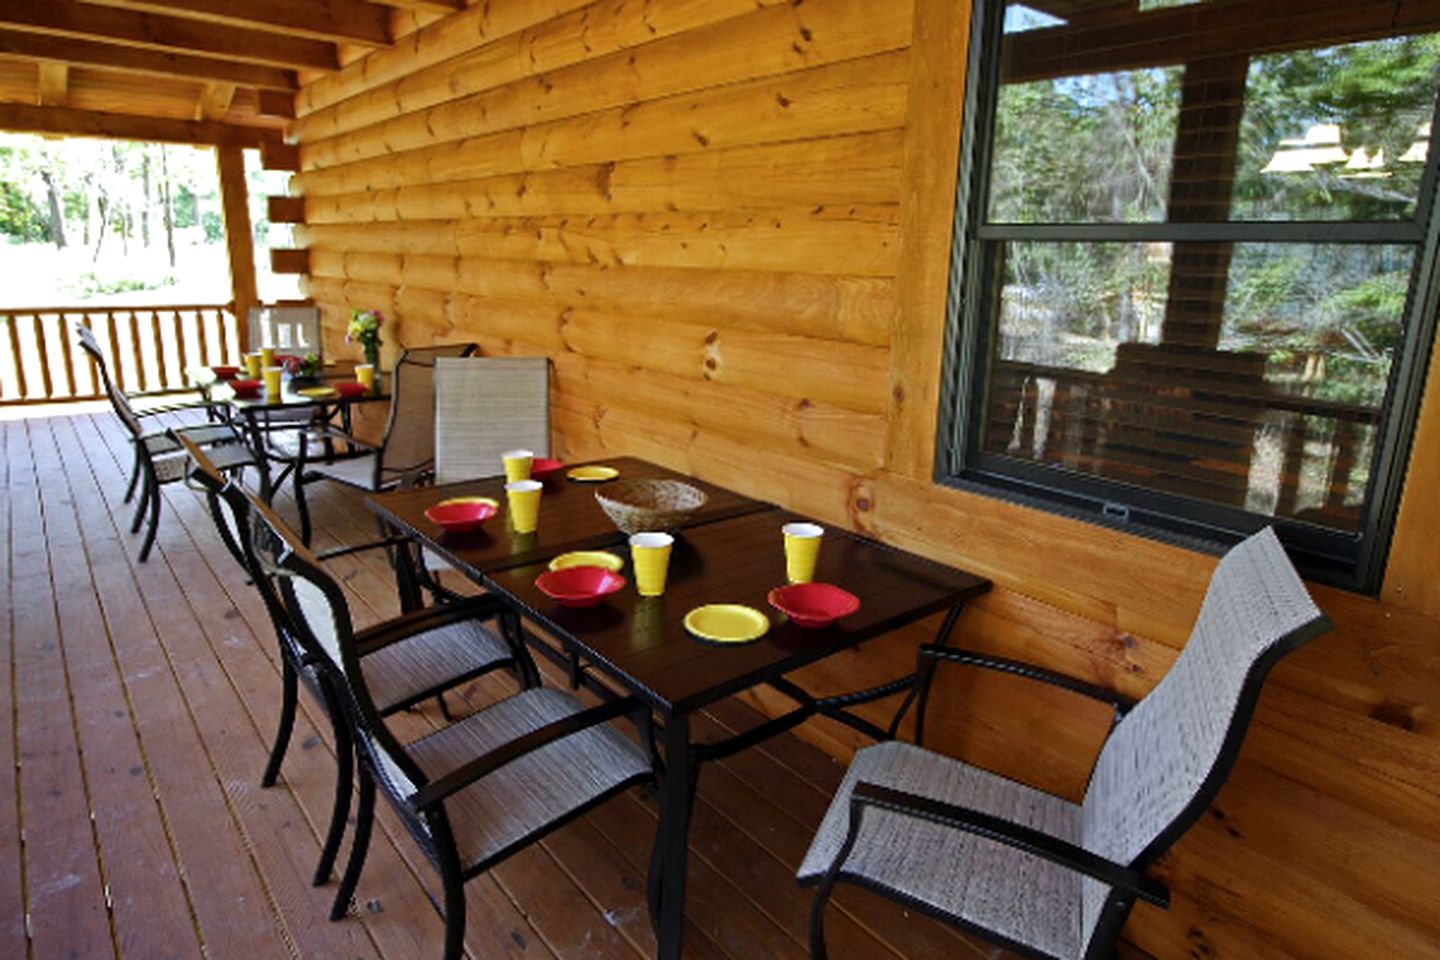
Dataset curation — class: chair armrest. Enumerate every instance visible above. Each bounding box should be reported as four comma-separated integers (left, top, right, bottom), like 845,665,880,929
849,781,1168,907
409,696,649,811
353,595,506,655
301,423,380,451
918,645,1134,715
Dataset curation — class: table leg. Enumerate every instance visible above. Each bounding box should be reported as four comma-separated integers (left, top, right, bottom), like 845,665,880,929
652,712,692,959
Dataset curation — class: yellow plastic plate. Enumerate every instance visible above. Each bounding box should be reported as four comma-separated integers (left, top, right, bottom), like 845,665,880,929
437,496,500,509
683,604,769,645
297,386,338,399
567,465,620,482
549,550,624,573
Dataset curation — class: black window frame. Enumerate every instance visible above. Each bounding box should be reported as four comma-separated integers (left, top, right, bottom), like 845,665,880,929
935,0,1440,593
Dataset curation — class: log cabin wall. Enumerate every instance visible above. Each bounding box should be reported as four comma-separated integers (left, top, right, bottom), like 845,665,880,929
290,0,1440,956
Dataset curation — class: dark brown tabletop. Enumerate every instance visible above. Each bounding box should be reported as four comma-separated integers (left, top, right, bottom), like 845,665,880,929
484,508,991,715
366,456,774,575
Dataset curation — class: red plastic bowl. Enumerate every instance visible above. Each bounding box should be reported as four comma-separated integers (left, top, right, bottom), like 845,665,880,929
424,500,497,533
535,566,626,608
531,457,565,482
210,365,240,380
335,381,369,398
767,582,860,628
230,378,263,399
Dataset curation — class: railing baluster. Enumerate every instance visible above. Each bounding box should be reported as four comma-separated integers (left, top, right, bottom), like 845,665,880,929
128,310,146,393
33,313,54,401
149,309,166,390
174,308,191,376
104,311,125,392
7,313,29,401
57,311,78,399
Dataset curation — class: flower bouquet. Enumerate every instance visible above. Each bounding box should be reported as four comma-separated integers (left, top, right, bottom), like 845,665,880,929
347,309,384,369
281,351,323,386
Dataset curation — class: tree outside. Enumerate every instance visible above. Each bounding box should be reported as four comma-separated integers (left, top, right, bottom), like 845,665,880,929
0,135,298,308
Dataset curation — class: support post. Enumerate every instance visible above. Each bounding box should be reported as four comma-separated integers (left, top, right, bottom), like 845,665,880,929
216,144,257,351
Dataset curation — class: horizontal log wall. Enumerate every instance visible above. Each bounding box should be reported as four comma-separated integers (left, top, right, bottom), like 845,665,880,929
292,0,1440,956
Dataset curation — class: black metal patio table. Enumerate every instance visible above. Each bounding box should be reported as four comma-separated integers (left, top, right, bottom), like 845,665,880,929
192,369,389,502
366,460,991,960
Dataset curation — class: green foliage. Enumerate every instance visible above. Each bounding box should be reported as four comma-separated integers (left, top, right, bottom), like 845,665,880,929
0,177,47,242
200,210,223,243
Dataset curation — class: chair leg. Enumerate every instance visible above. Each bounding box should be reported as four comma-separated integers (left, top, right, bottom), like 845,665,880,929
130,475,151,534
440,857,467,960
330,770,374,921
260,660,299,787
138,473,163,563
314,690,353,886
436,692,454,722
295,476,314,546
808,880,834,960
123,448,141,504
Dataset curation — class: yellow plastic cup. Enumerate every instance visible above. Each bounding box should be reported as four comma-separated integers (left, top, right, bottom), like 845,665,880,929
505,479,542,533
630,532,674,598
503,449,534,483
259,346,275,369
782,522,824,584
244,352,262,378
262,365,284,398
355,363,376,392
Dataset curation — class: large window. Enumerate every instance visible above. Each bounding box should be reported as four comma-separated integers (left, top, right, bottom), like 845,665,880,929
941,0,1440,590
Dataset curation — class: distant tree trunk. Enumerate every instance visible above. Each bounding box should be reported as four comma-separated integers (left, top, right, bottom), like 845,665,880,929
81,184,91,246
40,170,66,249
93,194,108,262
161,146,176,269
119,200,130,257
141,149,152,247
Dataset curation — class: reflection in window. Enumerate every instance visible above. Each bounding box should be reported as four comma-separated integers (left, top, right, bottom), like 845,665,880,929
946,0,1440,588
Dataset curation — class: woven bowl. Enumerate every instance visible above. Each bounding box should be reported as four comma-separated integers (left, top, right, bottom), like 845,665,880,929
594,479,708,535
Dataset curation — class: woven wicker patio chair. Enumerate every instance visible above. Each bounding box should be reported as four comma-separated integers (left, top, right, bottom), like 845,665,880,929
798,527,1331,960
180,433,536,887
245,488,655,960
77,324,255,561
291,342,477,547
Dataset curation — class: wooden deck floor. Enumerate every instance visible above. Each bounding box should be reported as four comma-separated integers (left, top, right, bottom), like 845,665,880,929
0,407,1007,960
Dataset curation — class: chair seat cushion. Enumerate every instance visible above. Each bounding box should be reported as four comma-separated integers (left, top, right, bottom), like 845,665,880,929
797,741,1085,960
142,422,243,455
151,438,256,483
405,687,650,873
363,617,513,714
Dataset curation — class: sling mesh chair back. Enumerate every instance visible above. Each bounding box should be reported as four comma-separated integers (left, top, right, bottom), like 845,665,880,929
294,342,477,545
799,527,1331,960
179,433,535,889
248,306,323,354
77,324,254,561
248,498,654,960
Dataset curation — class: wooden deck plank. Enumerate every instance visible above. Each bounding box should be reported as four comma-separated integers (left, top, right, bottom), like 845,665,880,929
0,420,31,959
9,417,116,960
29,415,205,960
2,405,1016,960
54,414,301,958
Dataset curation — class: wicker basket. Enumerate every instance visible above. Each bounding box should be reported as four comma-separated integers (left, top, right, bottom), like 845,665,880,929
594,479,708,534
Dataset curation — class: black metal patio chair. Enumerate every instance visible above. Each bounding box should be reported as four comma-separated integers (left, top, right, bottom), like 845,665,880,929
179,433,538,887
244,486,656,959
292,343,478,547
77,324,256,561
797,526,1330,960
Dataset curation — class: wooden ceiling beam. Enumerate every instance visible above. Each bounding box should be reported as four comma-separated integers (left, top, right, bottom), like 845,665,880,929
77,0,392,49
1006,0,1440,82
0,28,296,91
36,62,67,106
0,101,277,145
366,0,464,13
0,0,338,72
196,81,235,121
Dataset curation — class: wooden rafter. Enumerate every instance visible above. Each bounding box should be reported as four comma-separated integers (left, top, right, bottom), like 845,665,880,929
196,81,235,122
0,0,338,72
0,28,296,91
78,0,392,49
368,0,465,13
0,101,278,145
36,62,67,106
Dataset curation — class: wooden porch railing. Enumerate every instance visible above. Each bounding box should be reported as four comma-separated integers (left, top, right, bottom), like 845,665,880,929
0,305,243,406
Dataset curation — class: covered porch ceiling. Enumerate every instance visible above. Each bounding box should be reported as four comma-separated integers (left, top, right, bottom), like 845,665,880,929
0,0,464,145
